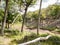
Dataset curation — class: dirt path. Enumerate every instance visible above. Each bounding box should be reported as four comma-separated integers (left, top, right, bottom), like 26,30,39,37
11,24,60,36
24,26,60,36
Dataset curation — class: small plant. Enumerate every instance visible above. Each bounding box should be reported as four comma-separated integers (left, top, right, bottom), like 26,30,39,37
39,34,49,37
40,36,60,45
41,26,57,31
4,29,20,37
55,29,60,33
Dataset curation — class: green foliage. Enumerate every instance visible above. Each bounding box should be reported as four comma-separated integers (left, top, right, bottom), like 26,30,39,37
0,9,21,24
11,33,38,44
6,12,22,24
16,15,22,22
0,9,4,22
25,0,36,6
46,5,60,19
10,33,49,44
41,9,47,19
39,34,49,37
41,26,57,31
46,36,60,45
1,29,60,45
35,36,60,45
54,29,60,33
6,12,14,23
15,0,37,11
48,36,60,41
11,33,60,45
31,12,38,20
4,29,20,37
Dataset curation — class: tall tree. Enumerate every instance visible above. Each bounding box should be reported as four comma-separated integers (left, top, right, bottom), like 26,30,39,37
37,0,42,35
20,0,36,32
1,0,8,35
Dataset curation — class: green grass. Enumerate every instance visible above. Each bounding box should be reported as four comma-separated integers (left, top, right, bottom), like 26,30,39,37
1,29,60,45
40,36,60,45
54,29,60,33
41,26,57,31
4,29,43,45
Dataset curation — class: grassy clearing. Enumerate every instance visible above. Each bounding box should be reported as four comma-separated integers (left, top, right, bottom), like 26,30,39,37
0,29,60,45
0,29,48,45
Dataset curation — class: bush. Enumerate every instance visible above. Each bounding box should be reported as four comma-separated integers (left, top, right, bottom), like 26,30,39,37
39,34,49,37
12,33,38,44
4,29,20,37
11,33,49,44
40,36,60,45
55,29,60,33
41,26,57,31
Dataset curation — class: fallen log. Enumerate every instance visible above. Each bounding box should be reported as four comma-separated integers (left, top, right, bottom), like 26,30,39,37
18,35,51,45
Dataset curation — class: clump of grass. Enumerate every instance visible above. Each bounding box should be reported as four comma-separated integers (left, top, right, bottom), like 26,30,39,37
3,29,32,45
41,26,57,31
40,36,60,45
39,33,49,37
11,33,38,44
55,29,60,33
11,33,49,45
4,29,20,37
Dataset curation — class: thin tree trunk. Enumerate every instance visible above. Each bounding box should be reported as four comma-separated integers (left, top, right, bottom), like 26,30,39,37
7,22,9,29
37,0,42,35
6,23,7,28
9,14,20,29
12,14,20,25
0,21,2,34
21,6,28,32
1,0,8,35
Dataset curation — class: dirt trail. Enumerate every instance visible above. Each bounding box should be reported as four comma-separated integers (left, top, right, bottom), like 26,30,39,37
11,24,60,36
24,26,60,36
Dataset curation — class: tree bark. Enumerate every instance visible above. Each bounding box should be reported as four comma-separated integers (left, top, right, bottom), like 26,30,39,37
6,23,7,28
7,22,9,29
1,0,8,35
37,0,42,35
21,6,28,32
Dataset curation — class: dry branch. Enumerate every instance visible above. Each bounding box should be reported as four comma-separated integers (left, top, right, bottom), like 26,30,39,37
18,35,51,45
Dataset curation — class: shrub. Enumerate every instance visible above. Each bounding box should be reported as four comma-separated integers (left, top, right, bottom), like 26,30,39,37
55,29,60,33
41,26,57,31
4,29,20,37
39,34,49,37
40,36,60,45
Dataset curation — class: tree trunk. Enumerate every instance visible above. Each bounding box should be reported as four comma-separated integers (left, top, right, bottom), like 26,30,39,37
21,6,28,32
0,21,2,34
1,0,8,35
6,23,7,28
37,0,42,35
8,22,9,29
